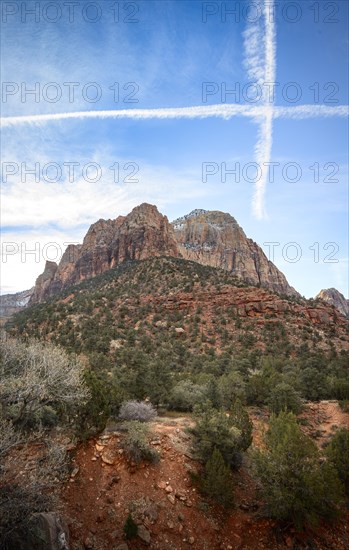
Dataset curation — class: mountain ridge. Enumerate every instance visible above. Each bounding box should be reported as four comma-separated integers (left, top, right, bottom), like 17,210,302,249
1,204,347,317
28,203,299,304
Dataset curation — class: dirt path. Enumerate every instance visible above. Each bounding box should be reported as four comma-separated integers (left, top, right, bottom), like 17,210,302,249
299,400,349,447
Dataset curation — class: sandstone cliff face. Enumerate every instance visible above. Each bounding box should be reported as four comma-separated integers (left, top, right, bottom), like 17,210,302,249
172,210,299,297
29,204,302,304
30,204,179,303
316,288,349,318
30,261,58,303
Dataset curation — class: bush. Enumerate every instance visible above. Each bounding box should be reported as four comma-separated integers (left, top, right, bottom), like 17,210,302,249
229,399,253,452
268,382,303,415
326,428,349,496
201,448,234,507
123,513,138,539
192,402,251,470
218,372,246,408
168,381,206,411
0,336,89,430
119,400,157,422
122,421,159,464
252,411,343,530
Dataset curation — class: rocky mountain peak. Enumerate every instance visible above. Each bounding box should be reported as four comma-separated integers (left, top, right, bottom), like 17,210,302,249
316,288,349,318
171,210,298,297
23,203,303,305
29,203,179,304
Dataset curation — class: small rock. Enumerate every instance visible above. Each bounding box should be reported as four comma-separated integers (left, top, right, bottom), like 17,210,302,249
138,525,151,544
91,457,97,461
157,481,167,490
101,450,116,465
167,494,176,505
95,443,105,452
189,537,195,545
167,521,174,529
178,512,185,522
70,465,79,478
165,485,173,493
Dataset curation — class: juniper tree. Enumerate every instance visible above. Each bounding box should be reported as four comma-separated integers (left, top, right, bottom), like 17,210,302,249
201,447,234,507
253,411,343,530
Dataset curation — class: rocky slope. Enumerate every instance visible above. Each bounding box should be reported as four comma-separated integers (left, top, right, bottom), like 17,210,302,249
316,288,349,318
10,257,349,356
28,204,300,305
0,288,33,318
172,209,299,297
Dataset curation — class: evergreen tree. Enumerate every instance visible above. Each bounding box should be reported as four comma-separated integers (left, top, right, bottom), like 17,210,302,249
268,382,302,414
326,428,349,497
192,402,252,469
253,412,343,530
230,399,253,451
201,448,234,507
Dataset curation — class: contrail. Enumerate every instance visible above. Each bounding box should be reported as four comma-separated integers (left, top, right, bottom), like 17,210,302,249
274,105,349,119
243,0,276,219
0,104,262,128
0,0,347,221
1,104,347,129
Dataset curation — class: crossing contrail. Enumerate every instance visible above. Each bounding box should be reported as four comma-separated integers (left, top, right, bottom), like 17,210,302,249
1,0,348,219
1,103,347,129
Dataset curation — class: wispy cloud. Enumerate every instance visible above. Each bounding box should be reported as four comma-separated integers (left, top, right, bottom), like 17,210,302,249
1,0,348,222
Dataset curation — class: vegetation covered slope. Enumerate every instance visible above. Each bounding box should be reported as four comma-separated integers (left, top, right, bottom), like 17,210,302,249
7,257,349,426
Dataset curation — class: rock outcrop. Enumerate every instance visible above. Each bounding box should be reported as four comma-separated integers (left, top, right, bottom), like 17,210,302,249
0,288,34,318
30,204,179,303
316,288,349,318
8,512,69,550
29,204,302,304
172,209,299,297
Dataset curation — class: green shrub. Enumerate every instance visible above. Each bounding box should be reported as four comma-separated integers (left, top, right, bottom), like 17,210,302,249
252,412,343,530
168,381,206,411
201,448,234,507
326,428,349,496
268,382,303,415
122,421,160,465
192,402,251,470
123,513,138,539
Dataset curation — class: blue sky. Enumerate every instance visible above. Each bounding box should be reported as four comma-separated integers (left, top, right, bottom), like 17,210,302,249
1,0,348,298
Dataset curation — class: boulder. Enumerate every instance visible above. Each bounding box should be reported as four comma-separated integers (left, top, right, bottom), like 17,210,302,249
10,512,69,550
